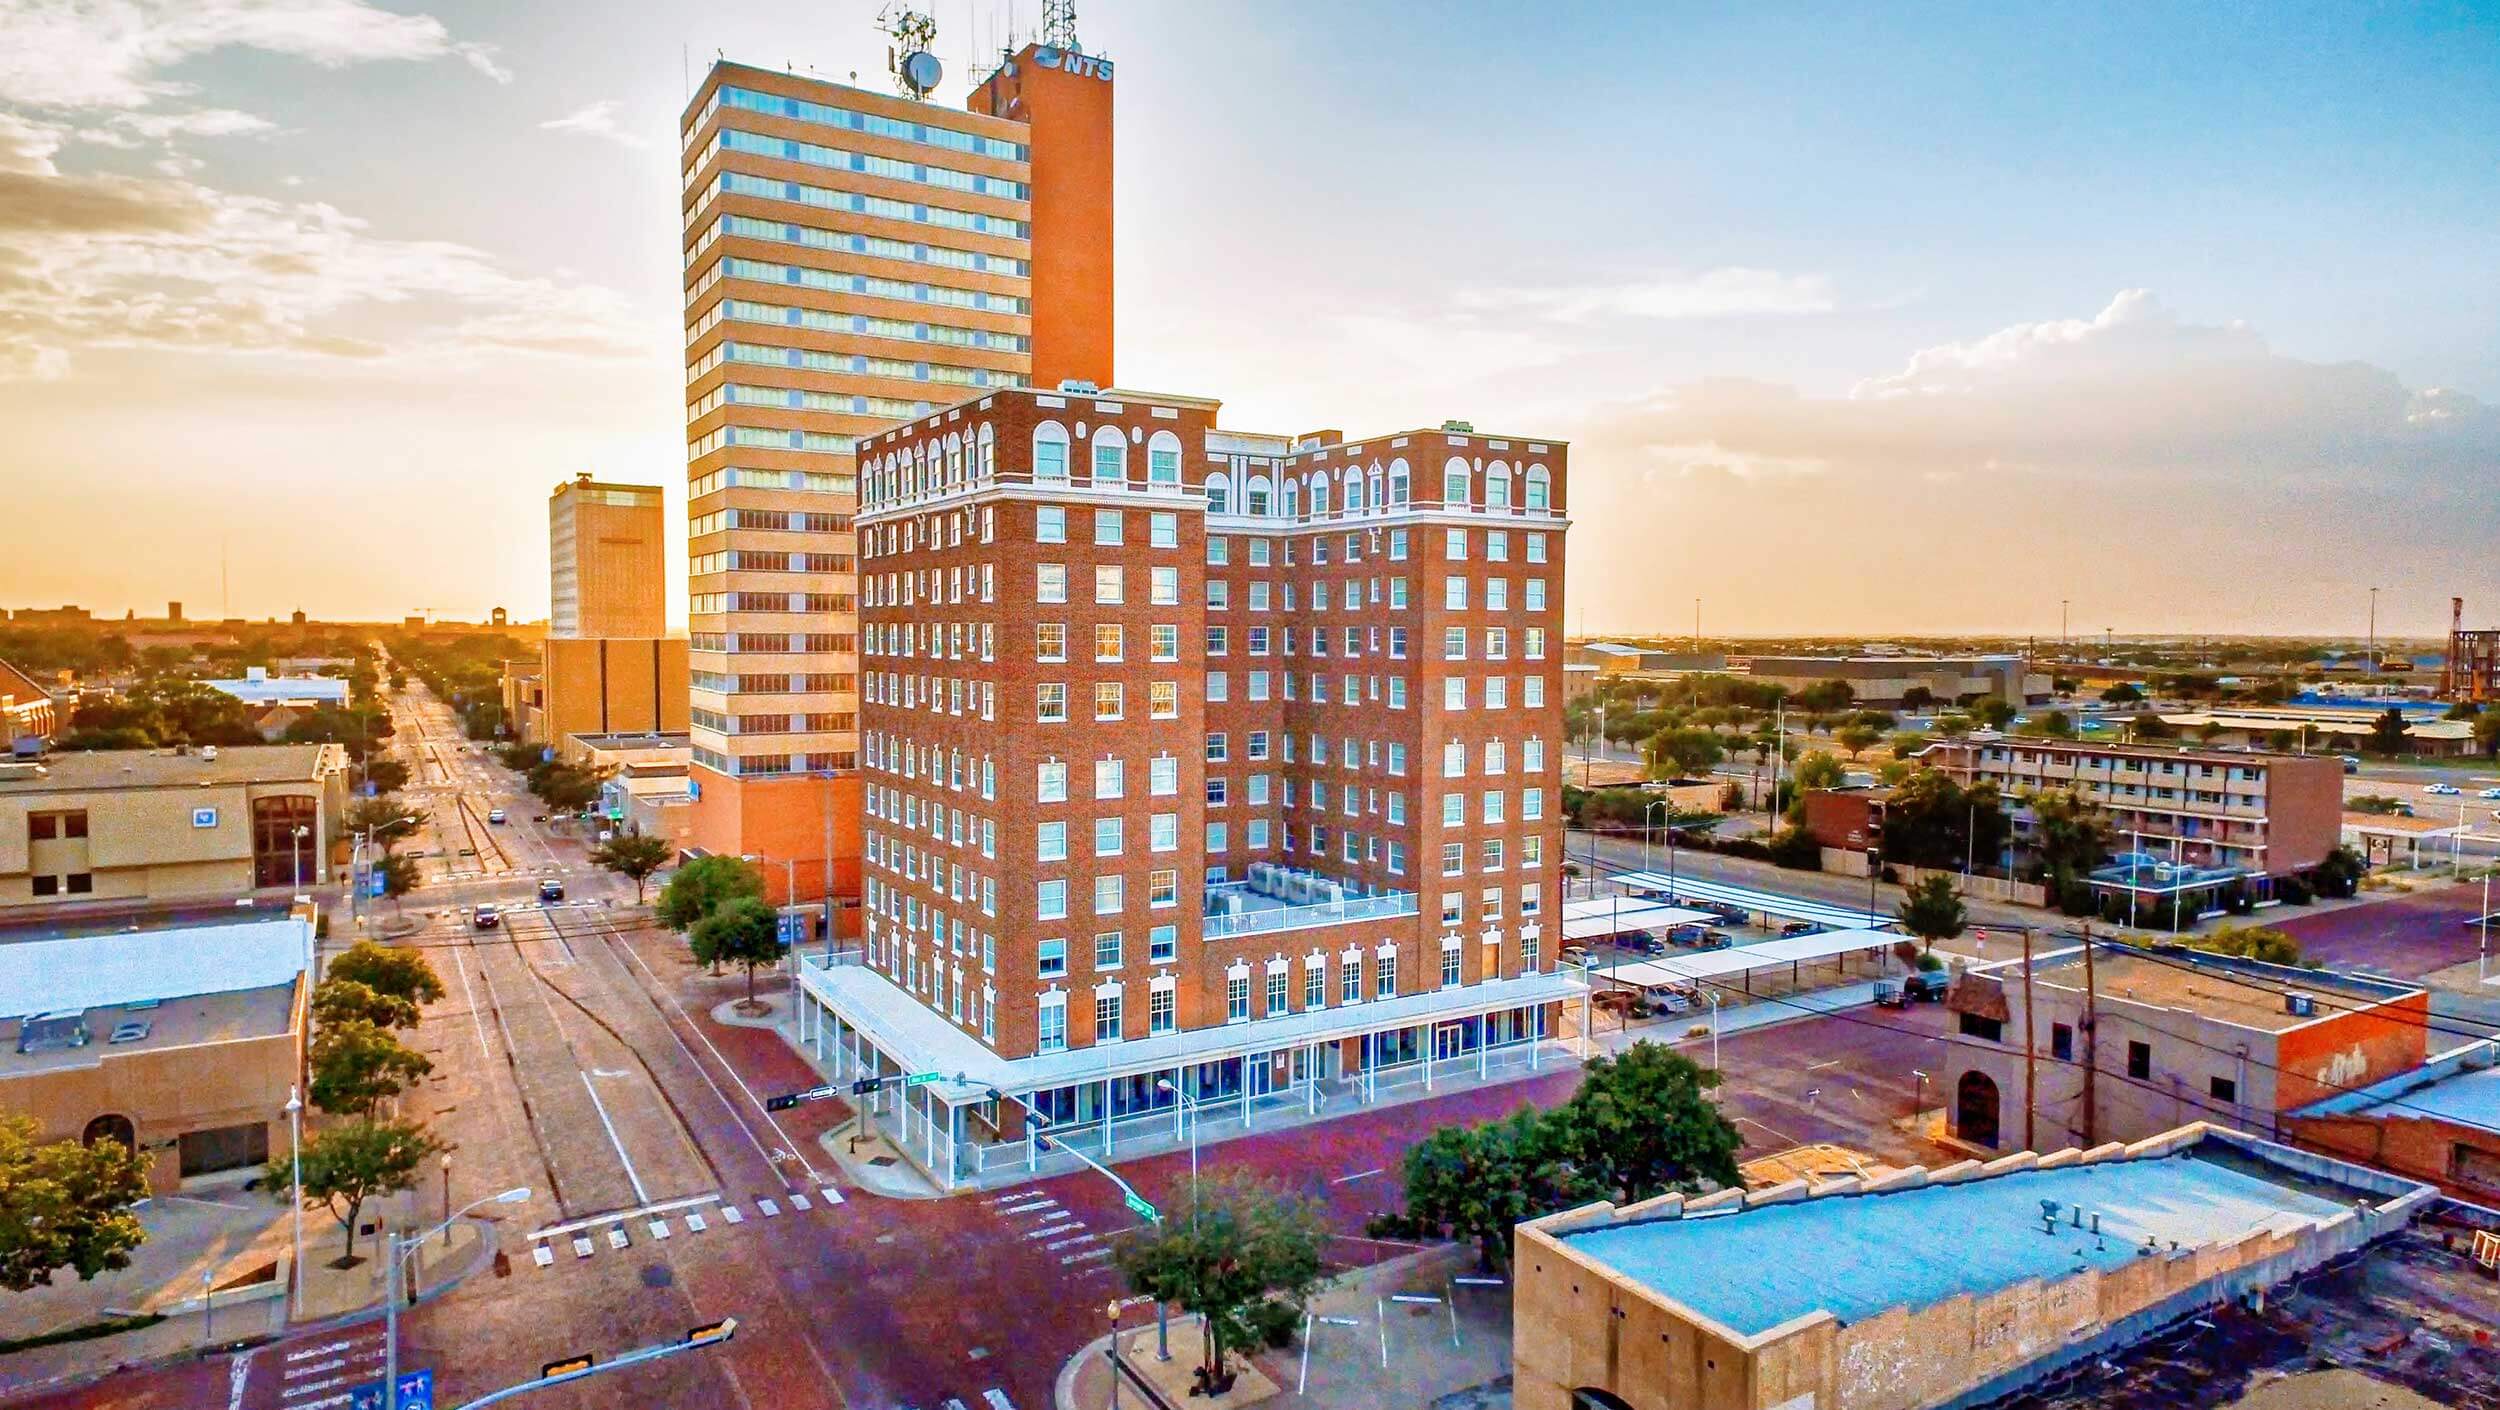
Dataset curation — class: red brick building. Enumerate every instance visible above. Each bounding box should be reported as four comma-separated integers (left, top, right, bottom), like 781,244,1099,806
790,386,1581,1186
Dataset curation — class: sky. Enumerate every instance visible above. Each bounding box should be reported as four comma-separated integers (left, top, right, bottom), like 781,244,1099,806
0,0,2495,638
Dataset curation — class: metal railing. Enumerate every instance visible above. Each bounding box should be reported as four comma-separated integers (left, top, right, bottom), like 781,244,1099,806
1201,887,1417,940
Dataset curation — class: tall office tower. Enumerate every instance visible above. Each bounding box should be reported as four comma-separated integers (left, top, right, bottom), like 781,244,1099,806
677,47,1112,914
792,385,1577,1188
549,474,666,639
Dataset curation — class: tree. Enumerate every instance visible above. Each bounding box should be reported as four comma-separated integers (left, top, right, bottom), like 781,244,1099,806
311,977,420,1032
1899,686,1937,712
377,851,421,905
657,854,766,933
1934,713,1974,738
590,829,673,904
278,1119,446,1268
0,1114,151,1292
1789,750,1846,793
1643,727,1725,781
689,896,789,1012
2032,710,2077,739
2129,712,2178,741
325,940,446,1007
1398,1109,1593,1272
1764,825,1823,870
1114,1172,1327,1386
2188,924,2303,965
1545,1042,1742,1204
1895,875,1967,951
1793,680,1856,713
2367,707,2412,757
346,797,426,852
531,762,605,813
2100,683,2144,704
1973,698,2018,730
2028,788,2114,881
1833,724,1882,759
361,757,411,795
2477,711,2500,758
2312,844,2368,898
309,1020,434,1117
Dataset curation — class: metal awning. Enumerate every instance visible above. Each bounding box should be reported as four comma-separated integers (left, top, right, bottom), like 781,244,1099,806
1582,928,1897,987
1560,899,1717,941
1605,872,1891,931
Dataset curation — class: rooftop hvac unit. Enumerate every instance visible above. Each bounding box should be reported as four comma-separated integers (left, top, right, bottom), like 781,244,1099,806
1317,882,1345,904
1248,862,1279,895
2285,991,2316,1018
1057,379,1101,395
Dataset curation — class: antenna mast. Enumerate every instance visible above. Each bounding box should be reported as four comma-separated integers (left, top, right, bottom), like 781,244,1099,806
877,6,942,98
1041,0,1079,50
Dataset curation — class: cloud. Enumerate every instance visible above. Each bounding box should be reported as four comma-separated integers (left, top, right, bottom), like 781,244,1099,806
539,100,646,150
0,0,509,111
88,106,277,143
1458,266,1836,323
0,111,648,378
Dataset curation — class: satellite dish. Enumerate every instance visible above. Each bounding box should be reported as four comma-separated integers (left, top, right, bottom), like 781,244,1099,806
900,50,943,95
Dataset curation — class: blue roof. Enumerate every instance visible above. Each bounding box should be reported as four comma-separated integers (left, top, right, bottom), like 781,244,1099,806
1562,1153,2352,1336
2357,1062,2500,1137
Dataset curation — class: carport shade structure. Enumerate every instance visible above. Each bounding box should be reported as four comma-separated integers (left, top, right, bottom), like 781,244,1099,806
1608,872,1897,932
1592,929,1900,992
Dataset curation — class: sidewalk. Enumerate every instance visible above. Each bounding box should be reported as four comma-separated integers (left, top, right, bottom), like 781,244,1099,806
1056,1247,1511,1410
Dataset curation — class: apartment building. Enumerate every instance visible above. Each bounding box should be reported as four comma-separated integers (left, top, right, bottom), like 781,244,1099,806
1919,737,2344,882
1943,941,2426,1151
550,475,666,639
789,386,1580,1187
677,45,1112,912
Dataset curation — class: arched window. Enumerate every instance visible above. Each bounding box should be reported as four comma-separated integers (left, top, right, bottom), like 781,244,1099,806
1366,466,1382,511
1206,471,1232,514
977,422,996,479
1342,467,1364,511
945,432,964,488
1388,458,1411,505
1033,421,1070,482
1525,463,1550,511
1442,457,1471,506
1090,427,1128,487
1147,430,1183,488
1247,475,1273,515
1486,460,1512,510
1309,473,1330,517
82,1113,134,1151
1956,1071,2002,1148
1282,478,1301,519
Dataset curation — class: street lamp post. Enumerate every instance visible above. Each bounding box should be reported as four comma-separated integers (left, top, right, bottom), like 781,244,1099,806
1150,1078,1201,1364
385,1186,530,1410
291,824,309,889
285,1088,304,1318
1866,848,1885,980
1643,799,1669,875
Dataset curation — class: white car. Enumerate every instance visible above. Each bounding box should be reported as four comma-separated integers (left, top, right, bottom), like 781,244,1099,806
2479,788,2500,800
2425,783,2462,796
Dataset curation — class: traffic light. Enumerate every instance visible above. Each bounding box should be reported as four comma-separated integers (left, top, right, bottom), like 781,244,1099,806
850,1076,882,1095
765,1094,800,1112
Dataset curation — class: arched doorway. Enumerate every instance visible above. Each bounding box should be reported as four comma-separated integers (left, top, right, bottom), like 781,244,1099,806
1571,1391,1636,1410
1956,1071,2001,1148
82,1113,135,1151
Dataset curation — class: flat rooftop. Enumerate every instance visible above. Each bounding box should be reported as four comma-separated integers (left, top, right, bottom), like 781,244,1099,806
0,743,334,793
2030,947,2417,1031
1563,1150,2363,1337
0,984,295,1077
570,731,690,751
0,918,310,1013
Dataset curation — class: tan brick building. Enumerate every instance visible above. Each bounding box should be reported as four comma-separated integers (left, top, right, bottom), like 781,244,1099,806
791,386,1580,1187
0,918,309,1193
1513,1123,2435,1410
550,475,666,639
0,744,348,911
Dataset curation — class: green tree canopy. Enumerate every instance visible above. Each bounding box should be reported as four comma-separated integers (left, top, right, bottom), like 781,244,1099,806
345,798,427,852
2367,707,2412,756
2100,683,2144,703
657,855,766,933
1546,1042,1743,1203
1899,686,1937,712
1398,1108,1592,1271
1833,724,1882,759
1972,698,2019,730
1643,727,1726,781
1895,875,1968,950
311,977,421,1032
689,895,789,1010
309,1019,433,1117
1789,750,1846,793
1878,768,2011,872
2186,924,2303,965
590,829,674,904
2028,787,2115,881
0,1114,151,1292
325,940,445,1006
1113,1172,1327,1383
277,1119,447,1267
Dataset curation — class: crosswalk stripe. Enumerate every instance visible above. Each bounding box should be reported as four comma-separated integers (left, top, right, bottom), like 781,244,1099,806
1026,1222,1082,1241
1061,1247,1113,1265
685,1211,707,1232
722,1205,744,1224
648,1219,671,1239
984,1391,1017,1410
758,1198,781,1217
532,1245,554,1267
572,1236,593,1258
790,1193,811,1211
820,1185,845,1205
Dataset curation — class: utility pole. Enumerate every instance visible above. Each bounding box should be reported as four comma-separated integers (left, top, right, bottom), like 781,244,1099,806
2020,926,2037,1151
2369,586,2381,673
2079,923,2098,1148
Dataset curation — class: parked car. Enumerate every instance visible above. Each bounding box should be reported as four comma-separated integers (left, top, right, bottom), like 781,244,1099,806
2478,788,2500,800
1904,968,1952,1001
1591,989,1650,1018
1557,944,1592,969
471,904,500,930
487,807,508,823
538,878,565,902
2340,756,2362,774
2427,783,2462,796
1780,920,1821,937
1666,923,1713,944
1694,929,1736,951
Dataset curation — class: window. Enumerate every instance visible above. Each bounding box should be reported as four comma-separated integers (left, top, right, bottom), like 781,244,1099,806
1038,820,1068,861
1039,760,1069,802
1095,990,1123,1043
1267,970,1289,1016
1441,842,1465,876
1036,622,1068,661
1149,986,1176,1034
1445,528,1468,560
1443,626,1468,660
1443,677,1466,710
1038,995,1067,1052
1149,442,1182,487
1342,959,1362,1004
1037,563,1067,603
1037,683,1068,722
1149,755,1179,795
1093,875,1125,914
1227,973,1251,1022
2050,1023,2074,1061
1092,434,1127,486
1094,930,1123,968
1441,946,1462,988
1376,951,1397,998
1150,924,1177,962
1149,870,1178,907
1094,565,1125,603
1036,506,1066,543
1441,792,1465,826
1444,577,1468,610
2127,1041,2152,1080
1150,624,1179,661
1958,1013,2004,1042
1150,511,1178,548
2209,1075,2238,1103
1151,567,1180,604
1039,938,1068,976
1093,817,1124,856
1091,508,1124,546
1093,682,1123,719
1094,623,1124,661
1095,757,1126,798
1039,880,1068,920
1150,682,1178,718
1034,425,1070,481
30,811,85,840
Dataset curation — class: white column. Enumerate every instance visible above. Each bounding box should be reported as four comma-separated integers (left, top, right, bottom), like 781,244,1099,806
1241,1052,1253,1129
1307,1043,1319,1114
1479,1016,1489,1079
1172,1066,1186,1141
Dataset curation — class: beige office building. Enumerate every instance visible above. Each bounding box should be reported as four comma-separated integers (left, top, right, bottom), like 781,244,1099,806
0,744,349,911
550,474,667,640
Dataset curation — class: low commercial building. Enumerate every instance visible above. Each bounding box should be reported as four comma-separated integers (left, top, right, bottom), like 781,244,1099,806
1574,643,1727,677
2286,1039,2500,1202
0,918,309,1192
1944,941,2427,1151
1918,737,2344,893
202,665,349,709
1800,786,1890,854
2341,810,2473,869
1513,1123,2436,1410
1734,653,2049,707
0,743,349,911
1,657,56,749
576,731,697,846
2154,704,2478,757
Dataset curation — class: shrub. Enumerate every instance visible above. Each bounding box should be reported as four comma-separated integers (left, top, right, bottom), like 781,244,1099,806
2278,876,2314,905
1763,827,1822,870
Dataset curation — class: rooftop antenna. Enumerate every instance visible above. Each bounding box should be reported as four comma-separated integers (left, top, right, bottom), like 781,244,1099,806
1041,0,1078,51
879,6,943,98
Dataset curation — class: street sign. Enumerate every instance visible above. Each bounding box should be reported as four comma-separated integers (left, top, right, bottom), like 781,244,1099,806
541,1355,594,1379
347,1369,432,1410
686,1317,739,1347
1123,1192,1158,1222
902,1070,942,1087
